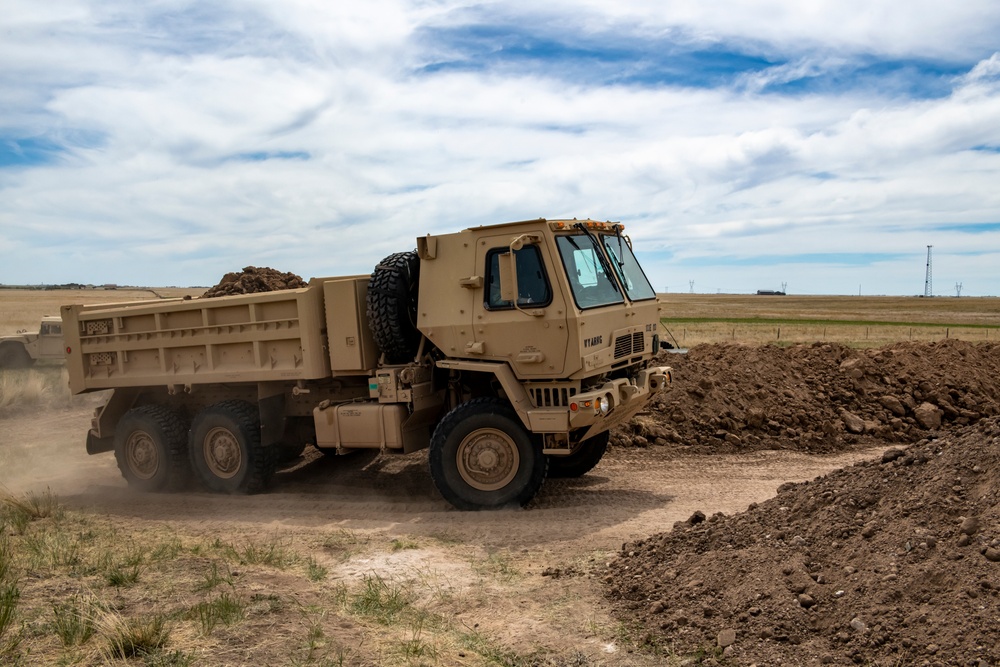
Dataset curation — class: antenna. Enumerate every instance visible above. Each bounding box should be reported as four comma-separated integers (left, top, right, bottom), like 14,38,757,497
689,280,694,294
924,245,933,297
955,282,963,297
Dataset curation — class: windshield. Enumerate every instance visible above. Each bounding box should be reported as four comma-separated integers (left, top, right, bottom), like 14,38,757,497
602,233,656,301
556,235,625,309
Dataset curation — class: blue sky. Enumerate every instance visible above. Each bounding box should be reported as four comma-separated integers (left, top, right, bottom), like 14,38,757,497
2,1,1000,295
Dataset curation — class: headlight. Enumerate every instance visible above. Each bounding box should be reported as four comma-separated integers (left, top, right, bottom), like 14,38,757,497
598,395,610,415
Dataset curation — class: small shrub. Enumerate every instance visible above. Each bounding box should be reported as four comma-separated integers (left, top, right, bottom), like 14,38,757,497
188,594,246,636
98,611,170,660
1,489,62,524
51,596,96,647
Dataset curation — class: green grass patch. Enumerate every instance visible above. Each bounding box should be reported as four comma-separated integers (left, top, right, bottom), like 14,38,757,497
50,595,97,647
195,561,234,592
306,556,328,582
349,574,411,625
188,593,246,636
219,539,297,569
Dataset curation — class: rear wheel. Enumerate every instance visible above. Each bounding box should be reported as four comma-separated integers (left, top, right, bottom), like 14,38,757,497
114,405,189,492
429,398,547,510
189,400,274,494
547,430,610,478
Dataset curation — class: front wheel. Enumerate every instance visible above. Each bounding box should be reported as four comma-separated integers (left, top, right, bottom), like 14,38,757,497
0,343,34,369
189,400,274,494
114,405,189,492
547,430,610,478
429,398,547,510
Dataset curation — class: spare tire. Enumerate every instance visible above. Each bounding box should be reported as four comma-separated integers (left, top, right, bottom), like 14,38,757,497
367,251,421,363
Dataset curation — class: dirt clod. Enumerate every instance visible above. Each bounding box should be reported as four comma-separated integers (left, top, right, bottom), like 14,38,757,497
202,266,307,298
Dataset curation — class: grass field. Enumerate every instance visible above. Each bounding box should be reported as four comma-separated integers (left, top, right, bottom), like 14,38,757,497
658,293,1000,347
0,288,204,334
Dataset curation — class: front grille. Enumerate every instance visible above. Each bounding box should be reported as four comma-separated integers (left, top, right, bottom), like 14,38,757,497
613,332,645,359
529,385,577,407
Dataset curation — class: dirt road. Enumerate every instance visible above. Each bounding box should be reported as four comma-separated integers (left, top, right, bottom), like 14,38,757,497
2,402,883,665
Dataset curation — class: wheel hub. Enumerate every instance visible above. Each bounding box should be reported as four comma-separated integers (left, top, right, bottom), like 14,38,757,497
126,430,158,480
204,427,241,478
457,428,519,491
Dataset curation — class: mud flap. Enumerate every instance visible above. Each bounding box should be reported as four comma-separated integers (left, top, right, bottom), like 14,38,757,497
86,430,115,455
258,391,286,448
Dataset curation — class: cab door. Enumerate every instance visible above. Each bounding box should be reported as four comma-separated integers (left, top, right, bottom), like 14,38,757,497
472,234,569,378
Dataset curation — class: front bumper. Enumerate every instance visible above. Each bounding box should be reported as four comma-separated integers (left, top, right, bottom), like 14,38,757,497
525,365,671,439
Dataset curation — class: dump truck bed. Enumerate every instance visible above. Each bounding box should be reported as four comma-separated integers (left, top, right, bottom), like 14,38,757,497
62,285,331,393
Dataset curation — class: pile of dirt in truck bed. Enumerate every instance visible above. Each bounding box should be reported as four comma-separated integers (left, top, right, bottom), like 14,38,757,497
619,339,1000,455
605,416,1000,666
202,266,307,297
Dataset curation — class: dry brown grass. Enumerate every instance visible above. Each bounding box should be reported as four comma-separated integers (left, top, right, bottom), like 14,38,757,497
658,293,1000,347
0,368,72,415
0,288,203,334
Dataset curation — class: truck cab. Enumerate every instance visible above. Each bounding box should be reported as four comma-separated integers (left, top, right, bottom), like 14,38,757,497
411,219,670,507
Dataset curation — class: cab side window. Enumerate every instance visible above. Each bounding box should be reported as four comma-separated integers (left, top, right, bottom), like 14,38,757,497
485,246,551,310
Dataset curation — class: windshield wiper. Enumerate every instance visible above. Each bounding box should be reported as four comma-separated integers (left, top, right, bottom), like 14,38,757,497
611,224,627,273
573,223,620,293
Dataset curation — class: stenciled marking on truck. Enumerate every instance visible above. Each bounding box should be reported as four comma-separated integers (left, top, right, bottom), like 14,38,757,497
342,409,363,417
583,335,603,348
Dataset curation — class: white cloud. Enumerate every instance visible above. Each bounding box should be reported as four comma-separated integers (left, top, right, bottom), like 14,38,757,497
1,1,999,295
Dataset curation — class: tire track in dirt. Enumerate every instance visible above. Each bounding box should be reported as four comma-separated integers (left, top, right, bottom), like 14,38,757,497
32,413,880,553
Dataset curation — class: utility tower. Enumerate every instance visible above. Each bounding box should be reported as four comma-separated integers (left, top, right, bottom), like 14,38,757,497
781,281,787,294
924,245,933,297
955,282,963,297
689,280,694,294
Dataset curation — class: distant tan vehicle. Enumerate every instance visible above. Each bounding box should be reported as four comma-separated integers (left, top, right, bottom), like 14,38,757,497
0,316,65,368
62,218,671,510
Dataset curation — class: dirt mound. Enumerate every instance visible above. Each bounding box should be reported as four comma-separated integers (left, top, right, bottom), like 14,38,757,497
619,340,1000,454
606,416,1000,665
202,266,307,298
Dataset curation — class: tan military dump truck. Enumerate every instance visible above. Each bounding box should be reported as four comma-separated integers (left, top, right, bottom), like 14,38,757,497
62,218,671,510
0,316,65,368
